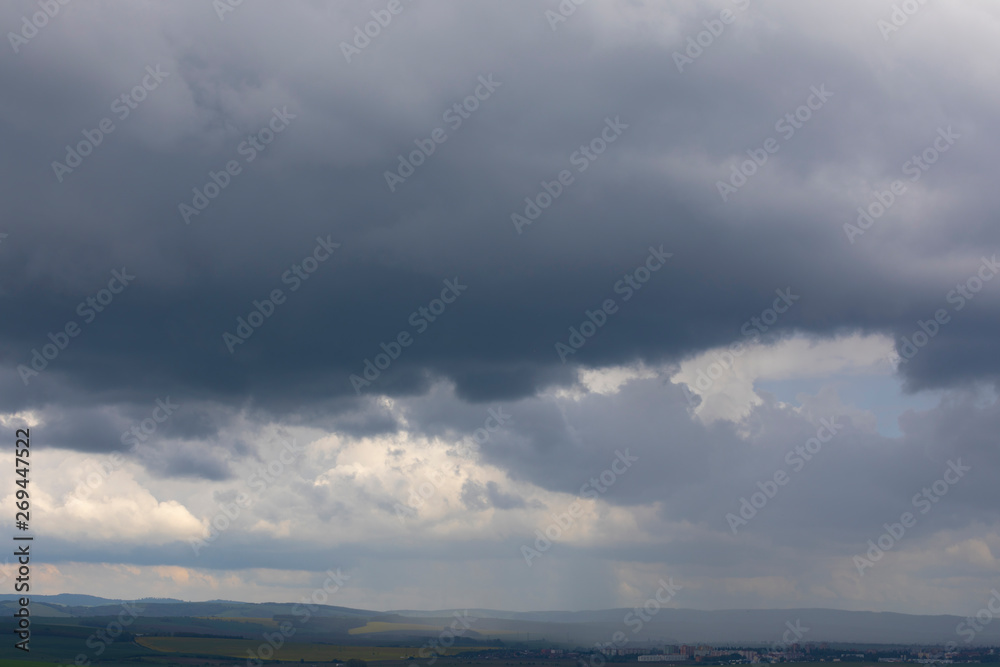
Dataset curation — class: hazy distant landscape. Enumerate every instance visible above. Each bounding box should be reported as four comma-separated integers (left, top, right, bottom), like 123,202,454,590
1,595,998,666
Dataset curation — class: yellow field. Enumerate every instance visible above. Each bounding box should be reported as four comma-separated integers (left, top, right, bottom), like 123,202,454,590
349,621,446,635
136,637,489,661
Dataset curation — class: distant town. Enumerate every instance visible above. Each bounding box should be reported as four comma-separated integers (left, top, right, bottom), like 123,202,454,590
455,644,999,665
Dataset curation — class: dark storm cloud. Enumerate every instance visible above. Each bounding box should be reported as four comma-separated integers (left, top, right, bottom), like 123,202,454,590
37,406,123,453
6,0,1000,618
2,0,998,428
138,439,235,480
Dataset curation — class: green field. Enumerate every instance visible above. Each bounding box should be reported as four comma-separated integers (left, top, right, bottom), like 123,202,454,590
138,636,490,661
0,632,157,665
194,616,281,627
348,621,448,635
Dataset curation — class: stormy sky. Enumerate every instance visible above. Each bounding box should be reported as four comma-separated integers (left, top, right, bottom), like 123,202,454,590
2,0,999,615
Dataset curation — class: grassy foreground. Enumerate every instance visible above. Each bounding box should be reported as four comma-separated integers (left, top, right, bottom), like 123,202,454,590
137,636,490,661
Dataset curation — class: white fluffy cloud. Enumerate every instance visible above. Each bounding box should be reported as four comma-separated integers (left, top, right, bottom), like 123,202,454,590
671,333,896,425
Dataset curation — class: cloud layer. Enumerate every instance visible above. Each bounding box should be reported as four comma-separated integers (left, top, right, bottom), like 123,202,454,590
1,0,999,615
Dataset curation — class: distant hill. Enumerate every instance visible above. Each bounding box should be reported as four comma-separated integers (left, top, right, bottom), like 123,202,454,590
3,595,997,646
375,607,1000,646
0,593,183,606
